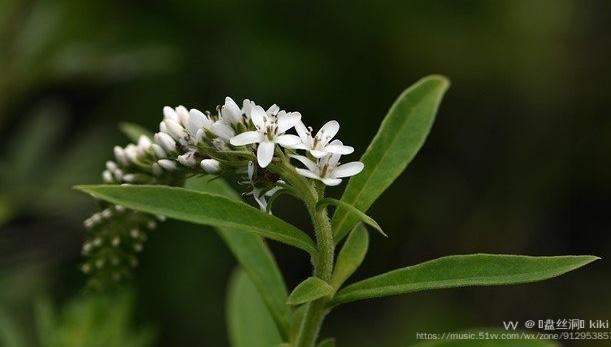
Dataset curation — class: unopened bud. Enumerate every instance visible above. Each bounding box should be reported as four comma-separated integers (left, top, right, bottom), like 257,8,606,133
154,132,176,153
158,159,177,171
200,159,221,173
152,163,163,176
114,146,129,166
151,144,166,158
163,106,179,122
162,119,186,140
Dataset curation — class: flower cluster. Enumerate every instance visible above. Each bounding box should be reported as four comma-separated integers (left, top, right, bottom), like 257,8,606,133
104,97,363,193
81,97,364,287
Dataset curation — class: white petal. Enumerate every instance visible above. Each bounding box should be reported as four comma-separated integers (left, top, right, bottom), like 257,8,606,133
316,120,339,144
332,162,364,178
163,106,179,122
327,152,342,167
275,134,302,148
290,155,318,173
189,108,212,131
277,111,301,133
321,178,343,186
257,141,275,168
250,105,267,130
323,143,354,155
176,105,190,126
230,131,264,146
295,167,320,180
310,150,328,158
211,122,236,140
266,104,280,116
242,99,255,118
222,97,242,124
295,120,310,144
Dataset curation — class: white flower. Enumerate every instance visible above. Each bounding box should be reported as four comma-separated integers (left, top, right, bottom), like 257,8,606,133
200,159,221,173
189,108,235,141
291,144,364,186
230,105,302,167
295,120,353,158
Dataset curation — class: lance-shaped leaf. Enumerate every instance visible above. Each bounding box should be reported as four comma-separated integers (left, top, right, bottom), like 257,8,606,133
331,224,369,290
118,122,154,142
75,185,317,254
332,75,450,241
287,277,334,305
331,254,598,306
185,176,292,339
227,269,283,347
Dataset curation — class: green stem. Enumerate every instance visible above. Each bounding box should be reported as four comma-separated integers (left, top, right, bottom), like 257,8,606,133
271,156,335,347
295,183,334,347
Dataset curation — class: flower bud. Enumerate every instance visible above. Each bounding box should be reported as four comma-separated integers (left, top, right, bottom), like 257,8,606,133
162,119,186,140
152,162,163,176
124,144,139,163
106,161,118,171
157,159,177,171
102,170,113,183
201,159,221,173
154,132,176,153
163,106,179,122
114,146,129,166
175,105,190,126
151,144,166,158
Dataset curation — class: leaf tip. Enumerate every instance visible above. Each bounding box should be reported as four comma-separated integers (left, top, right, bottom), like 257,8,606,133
421,74,451,90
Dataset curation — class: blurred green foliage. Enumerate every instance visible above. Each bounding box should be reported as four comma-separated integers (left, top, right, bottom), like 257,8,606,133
0,290,153,347
1,0,609,346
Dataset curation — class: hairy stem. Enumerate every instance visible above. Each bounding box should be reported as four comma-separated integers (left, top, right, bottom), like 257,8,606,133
271,156,335,347
295,183,334,347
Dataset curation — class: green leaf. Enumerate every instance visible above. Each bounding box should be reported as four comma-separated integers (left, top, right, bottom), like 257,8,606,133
318,198,386,237
317,338,336,347
331,224,369,289
287,277,334,306
185,177,292,339
331,254,598,306
332,75,450,241
75,185,317,254
118,122,154,142
409,328,558,346
227,269,283,347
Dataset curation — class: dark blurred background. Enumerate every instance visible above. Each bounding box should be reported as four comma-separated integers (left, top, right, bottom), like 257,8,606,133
1,0,609,346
